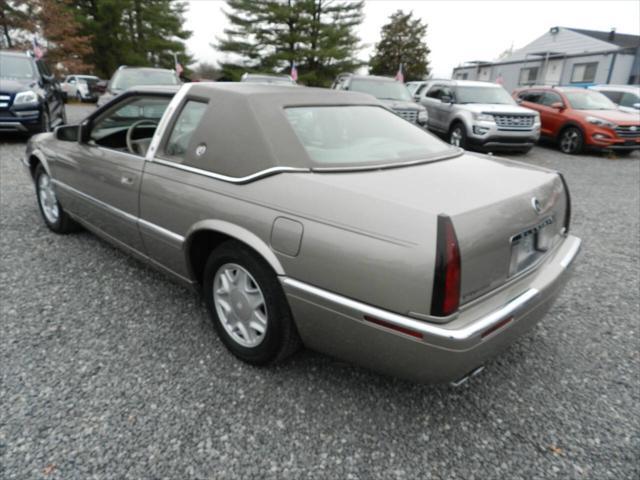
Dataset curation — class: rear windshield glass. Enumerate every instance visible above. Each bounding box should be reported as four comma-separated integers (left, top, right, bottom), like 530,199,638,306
111,70,179,91
285,106,454,167
349,80,412,101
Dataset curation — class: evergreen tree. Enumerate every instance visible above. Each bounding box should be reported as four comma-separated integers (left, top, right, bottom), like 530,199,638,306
216,0,364,86
369,10,430,81
70,0,192,78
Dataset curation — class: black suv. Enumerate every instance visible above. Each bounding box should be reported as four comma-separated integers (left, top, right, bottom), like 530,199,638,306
0,50,66,135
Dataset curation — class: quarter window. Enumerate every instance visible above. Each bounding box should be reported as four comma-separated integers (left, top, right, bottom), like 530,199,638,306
570,62,598,83
164,100,208,160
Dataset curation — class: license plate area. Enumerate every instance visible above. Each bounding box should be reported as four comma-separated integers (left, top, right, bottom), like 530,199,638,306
509,217,555,276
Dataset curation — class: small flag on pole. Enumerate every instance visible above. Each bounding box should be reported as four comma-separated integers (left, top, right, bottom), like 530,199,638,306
395,63,404,83
290,62,298,82
174,53,183,77
32,36,43,60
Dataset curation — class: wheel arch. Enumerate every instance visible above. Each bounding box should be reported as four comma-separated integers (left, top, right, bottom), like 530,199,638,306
184,219,285,286
556,121,585,141
26,149,51,180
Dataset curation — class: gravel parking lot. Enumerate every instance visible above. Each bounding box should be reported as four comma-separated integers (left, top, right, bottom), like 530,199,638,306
1,104,639,479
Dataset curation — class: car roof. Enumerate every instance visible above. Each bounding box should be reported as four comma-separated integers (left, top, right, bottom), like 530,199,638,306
442,80,501,87
0,50,33,58
590,84,640,92
116,66,176,73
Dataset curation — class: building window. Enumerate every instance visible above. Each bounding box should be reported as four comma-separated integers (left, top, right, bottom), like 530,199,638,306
519,67,539,85
570,62,598,83
456,72,468,80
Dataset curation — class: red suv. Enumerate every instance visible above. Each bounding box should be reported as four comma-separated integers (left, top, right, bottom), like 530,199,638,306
513,86,640,155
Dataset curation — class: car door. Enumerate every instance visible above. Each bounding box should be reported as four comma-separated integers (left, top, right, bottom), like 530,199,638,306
52,93,172,252
517,90,549,134
536,91,566,137
421,84,444,131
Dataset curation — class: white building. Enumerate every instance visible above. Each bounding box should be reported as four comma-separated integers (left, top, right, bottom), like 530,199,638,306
452,27,640,93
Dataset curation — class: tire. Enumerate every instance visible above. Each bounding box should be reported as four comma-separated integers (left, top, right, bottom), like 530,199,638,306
614,150,634,157
203,240,301,365
449,123,467,149
34,164,80,234
559,127,583,154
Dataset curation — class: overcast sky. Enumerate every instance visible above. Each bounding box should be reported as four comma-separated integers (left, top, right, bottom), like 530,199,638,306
185,0,640,78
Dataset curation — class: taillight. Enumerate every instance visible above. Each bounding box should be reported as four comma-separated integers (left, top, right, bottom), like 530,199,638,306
558,173,571,234
430,214,461,317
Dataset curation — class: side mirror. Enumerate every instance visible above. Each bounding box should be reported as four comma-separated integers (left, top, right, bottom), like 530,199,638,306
55,125,80,142
441,95,453,104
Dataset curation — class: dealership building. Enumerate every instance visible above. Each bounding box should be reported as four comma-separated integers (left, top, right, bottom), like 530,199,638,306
451,26,640,92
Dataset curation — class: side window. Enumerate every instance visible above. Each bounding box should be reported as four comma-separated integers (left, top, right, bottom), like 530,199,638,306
519,91,544,104
541,92,563,106
90,95,171,152
620,92,639,108
426,85,443,99
164,100,208,160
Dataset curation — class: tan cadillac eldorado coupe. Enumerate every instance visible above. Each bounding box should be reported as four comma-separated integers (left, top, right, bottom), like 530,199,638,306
24,83,581,385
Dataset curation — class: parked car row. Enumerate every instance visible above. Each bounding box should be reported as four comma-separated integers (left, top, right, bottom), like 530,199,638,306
408,78,639,155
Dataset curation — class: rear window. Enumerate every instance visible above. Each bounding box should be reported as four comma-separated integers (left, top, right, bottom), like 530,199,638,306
111,69,180,91
285,106,454,167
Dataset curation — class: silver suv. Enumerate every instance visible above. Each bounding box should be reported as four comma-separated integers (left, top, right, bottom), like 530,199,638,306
416,80,540,153
332,74,428,127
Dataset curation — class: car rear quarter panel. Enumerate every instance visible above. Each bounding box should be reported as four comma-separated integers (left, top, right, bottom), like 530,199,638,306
139,163,438,318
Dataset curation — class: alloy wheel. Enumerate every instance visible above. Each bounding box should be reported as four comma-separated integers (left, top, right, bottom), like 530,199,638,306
450,127,463,147
38,173,60,224
560,129,580,154
213,263,268,348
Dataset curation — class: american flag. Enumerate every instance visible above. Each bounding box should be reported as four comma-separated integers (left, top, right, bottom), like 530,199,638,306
174,53,183,77
290,62,298,82
32,36,43,60
395,63,404,83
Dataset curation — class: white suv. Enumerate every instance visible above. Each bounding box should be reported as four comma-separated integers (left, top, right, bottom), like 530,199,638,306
588,85,640,114
416,80,540,153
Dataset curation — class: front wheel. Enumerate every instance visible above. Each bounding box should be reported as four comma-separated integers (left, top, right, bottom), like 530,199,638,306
449,124,467,149
34,164,80,233
203,241,300,365
559,127,583,154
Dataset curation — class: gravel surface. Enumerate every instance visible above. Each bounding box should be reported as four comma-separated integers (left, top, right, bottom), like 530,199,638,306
1,104,639,479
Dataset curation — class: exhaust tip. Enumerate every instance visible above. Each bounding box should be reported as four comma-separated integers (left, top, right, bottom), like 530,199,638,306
449,366,485,388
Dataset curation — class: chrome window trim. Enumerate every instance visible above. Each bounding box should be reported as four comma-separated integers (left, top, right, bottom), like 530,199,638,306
150,158,309,184
281,276,539,343
52,179,185,244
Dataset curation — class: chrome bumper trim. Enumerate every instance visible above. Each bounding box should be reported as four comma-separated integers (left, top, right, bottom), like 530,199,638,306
0,121,27,132
282,277,538,343
560,237,582,268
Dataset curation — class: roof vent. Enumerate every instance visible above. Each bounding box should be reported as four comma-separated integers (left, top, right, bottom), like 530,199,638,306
550,26,559,34
609,28,616,41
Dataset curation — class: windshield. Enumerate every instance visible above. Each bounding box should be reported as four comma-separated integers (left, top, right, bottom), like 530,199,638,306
564,90,617,110
456,86,515,105
349,79,412,101
111,70,179,91
0,54,36,80
285,106,455,168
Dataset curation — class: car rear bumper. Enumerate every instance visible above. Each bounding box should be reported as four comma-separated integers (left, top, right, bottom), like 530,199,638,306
281,234,581,383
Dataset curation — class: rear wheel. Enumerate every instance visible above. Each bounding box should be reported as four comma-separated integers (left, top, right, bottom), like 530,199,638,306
34,164,80,233
449,123,467,149
203,241,300,365
559,127,583,154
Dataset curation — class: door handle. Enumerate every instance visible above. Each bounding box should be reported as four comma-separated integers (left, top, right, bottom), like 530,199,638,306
120,175,134,185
